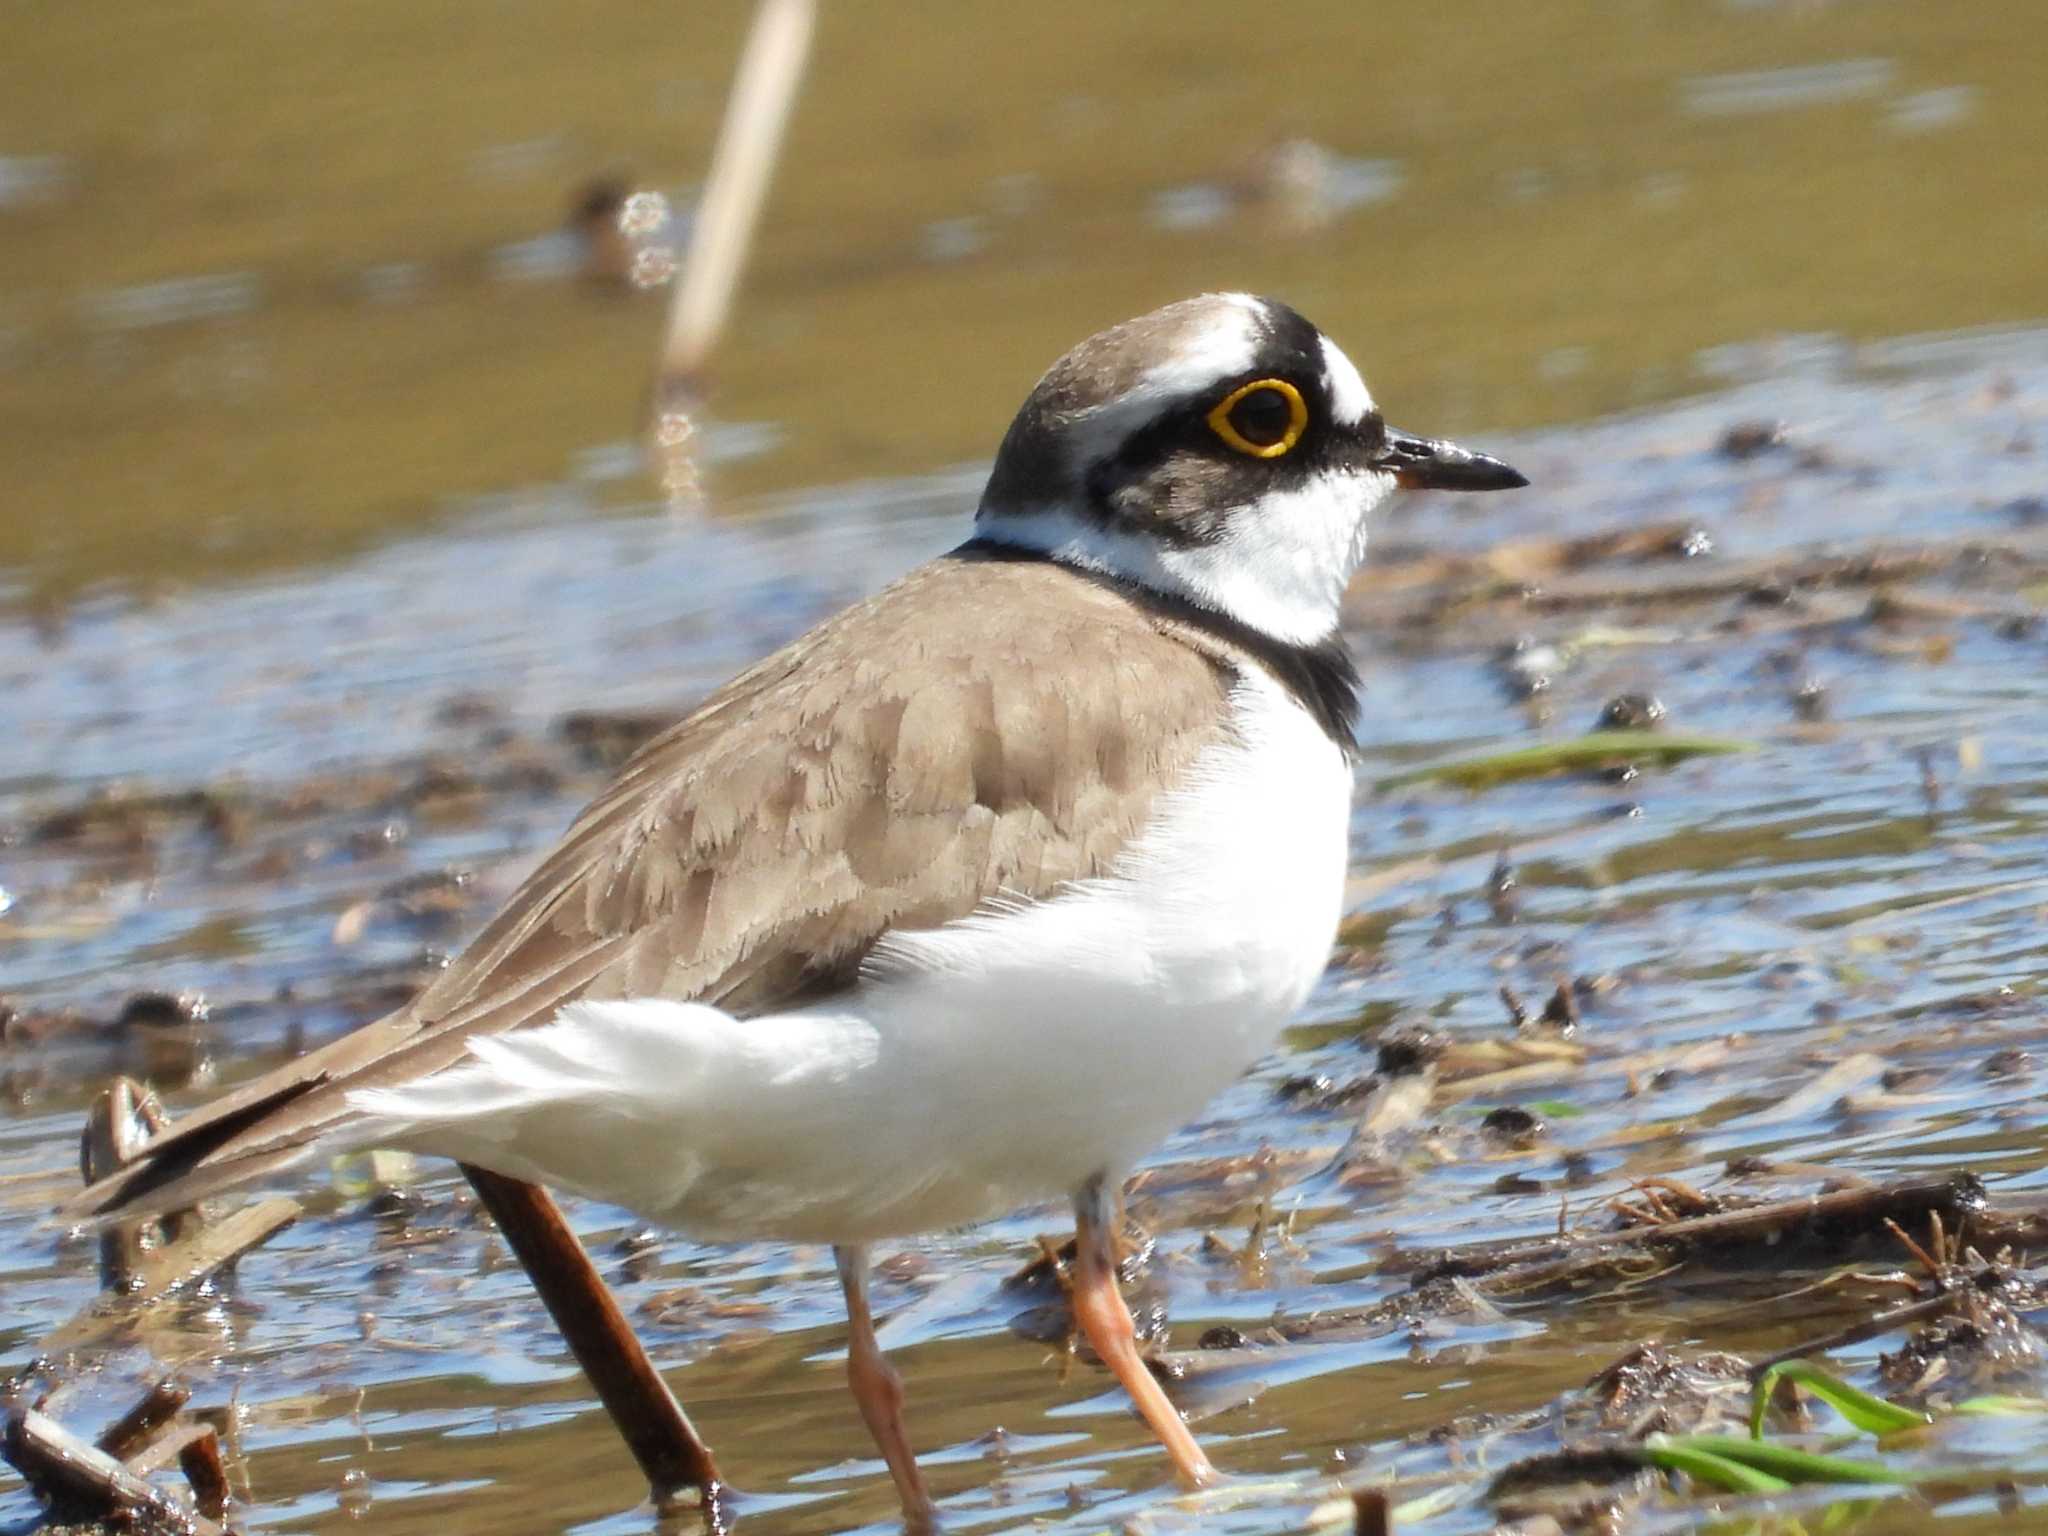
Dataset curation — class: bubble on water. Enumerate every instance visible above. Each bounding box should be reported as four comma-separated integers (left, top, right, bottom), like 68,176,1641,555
620,190,670,239
337,1465,371,1517
630,246,677,289
654,408,702,511
654,411,695,452
607,189,684,288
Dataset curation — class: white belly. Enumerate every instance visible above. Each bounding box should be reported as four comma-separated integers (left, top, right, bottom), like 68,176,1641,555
352,672,1354,1243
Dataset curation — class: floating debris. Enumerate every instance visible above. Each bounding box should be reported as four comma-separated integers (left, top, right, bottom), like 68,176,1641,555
1376,730,1754,792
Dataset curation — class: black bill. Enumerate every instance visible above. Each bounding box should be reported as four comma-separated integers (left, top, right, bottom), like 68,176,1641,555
1374,429,1527,492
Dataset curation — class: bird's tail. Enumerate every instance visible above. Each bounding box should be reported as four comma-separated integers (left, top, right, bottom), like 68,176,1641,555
61,1012,421,1225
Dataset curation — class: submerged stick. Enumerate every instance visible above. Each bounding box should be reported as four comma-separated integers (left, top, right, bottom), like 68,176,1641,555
1748,1291,1963,1381
461,1165,725,1523
657,0,813,386
1406,1172,1995,1288
130,1199,300,1297
80,1077,172,1289
1375,730,1754,792
4,1407,225,1536
49,1078,300,1352
94,1380,190,1461
125,1418,231,1519
44,1197,300,1353
174,1422,231,1521
556,16,810,1488
650,0,815,503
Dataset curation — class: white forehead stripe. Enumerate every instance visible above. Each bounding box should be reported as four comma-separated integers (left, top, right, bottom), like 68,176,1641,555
1069,297,1265,461
1319,334,1375,424
1136,292,1264,396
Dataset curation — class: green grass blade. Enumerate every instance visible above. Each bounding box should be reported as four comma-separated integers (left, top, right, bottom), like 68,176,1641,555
1676,1434,1912,1486
1953,1394,2048,1415
1751,1360,1929,1439
1375,730,1755,792
1643,1436,1792,1494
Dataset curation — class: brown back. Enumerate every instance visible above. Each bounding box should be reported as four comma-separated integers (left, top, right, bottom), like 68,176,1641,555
75,546,1242,1215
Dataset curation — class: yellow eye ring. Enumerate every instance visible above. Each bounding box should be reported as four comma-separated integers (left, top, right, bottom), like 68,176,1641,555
1206,377,1309,458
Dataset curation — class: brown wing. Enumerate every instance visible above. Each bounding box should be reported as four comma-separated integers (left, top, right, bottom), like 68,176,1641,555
72,548,1235,1217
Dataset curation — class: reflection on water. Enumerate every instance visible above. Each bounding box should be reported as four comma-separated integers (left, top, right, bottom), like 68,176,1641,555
1888,85,1981,134
82,273,264,333
1678,58,1896,116
0,156,71,211
2,0,2046,601
1152,148,1404,234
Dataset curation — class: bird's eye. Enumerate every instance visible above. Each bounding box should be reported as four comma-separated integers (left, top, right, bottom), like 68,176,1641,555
1206,378,1308,459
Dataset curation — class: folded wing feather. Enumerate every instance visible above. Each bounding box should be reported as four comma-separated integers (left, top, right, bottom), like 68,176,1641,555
64,549,1237,1223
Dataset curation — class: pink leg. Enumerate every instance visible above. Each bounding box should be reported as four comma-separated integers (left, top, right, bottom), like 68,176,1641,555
836,1245,939,1531
1070,1176,1216,1487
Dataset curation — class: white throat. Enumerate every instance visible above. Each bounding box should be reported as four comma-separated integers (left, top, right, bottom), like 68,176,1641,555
977,465,1394,648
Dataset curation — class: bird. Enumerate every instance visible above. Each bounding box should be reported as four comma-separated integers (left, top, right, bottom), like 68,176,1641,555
69,293,1525,1526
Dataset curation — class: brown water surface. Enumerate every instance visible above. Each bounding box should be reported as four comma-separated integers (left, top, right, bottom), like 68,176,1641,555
5,4,2048,1534
3,1,2045,600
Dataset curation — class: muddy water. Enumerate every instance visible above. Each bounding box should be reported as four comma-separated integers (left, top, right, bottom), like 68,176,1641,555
4,332,2048,1534
6,2,2048,1533
4,2,2047,602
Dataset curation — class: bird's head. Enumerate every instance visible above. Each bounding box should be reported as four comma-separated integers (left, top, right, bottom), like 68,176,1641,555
977,293,1526,645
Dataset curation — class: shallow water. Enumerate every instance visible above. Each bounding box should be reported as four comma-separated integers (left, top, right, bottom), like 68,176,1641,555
4,326,2048,1532
8,1,2048,1530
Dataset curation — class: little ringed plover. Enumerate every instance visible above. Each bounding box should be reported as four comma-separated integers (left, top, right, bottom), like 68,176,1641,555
72,292,1525,1525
